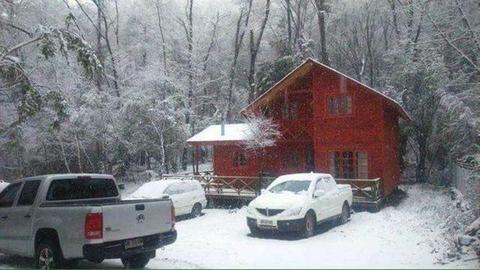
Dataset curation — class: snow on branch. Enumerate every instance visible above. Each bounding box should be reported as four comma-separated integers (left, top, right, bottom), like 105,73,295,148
243,112,281,152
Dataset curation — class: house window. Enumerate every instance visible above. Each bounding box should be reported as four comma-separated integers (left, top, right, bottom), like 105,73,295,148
282,101,299,120
233,152,247,167
356,152,368,178
329,151,368,179
328,95,352,115
262,106,272,118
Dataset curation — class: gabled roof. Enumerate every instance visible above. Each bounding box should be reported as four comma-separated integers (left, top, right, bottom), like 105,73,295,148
186,123,252,145
241,58,411,120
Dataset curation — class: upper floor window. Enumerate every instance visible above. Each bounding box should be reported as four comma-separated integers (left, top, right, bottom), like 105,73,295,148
262,106,272,118
282,101,299,120
328,95,352,115
233,152,247,167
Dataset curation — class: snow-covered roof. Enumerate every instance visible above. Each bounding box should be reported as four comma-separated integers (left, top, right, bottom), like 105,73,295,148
187,123,252,144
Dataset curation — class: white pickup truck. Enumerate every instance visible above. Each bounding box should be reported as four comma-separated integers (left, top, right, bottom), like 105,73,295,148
0,174,177,269
246,173,353,238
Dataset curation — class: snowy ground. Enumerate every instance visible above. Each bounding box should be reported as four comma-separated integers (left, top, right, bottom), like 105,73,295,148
0,185,478,268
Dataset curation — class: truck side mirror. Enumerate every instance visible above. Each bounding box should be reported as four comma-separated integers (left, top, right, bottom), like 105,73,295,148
118,183,125,190
313,190,324,198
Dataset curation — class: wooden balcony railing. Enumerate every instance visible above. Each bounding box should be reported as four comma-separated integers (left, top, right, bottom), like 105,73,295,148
161,173,275,197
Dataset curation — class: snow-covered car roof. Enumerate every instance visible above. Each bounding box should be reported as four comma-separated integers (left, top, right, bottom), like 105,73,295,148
268,173,331,189
128,179,201,199
275,173,331,181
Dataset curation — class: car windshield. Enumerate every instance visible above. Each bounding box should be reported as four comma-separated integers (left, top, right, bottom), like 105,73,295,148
268,180,311,194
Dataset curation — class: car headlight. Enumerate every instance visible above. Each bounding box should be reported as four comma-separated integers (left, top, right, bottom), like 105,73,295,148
281,206,303,217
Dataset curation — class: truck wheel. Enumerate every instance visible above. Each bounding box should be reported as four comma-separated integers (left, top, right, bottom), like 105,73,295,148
191,203,202,218
338,203,350,225
121,253,150,269
302,211,316,238
36,239,64,269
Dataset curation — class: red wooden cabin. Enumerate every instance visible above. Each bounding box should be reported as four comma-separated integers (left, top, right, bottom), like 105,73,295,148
187,58,410,205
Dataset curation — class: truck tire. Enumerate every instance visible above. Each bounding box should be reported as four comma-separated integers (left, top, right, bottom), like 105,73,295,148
191,203,202,218
36,239,64,269
337,202,350,225
121,253,150,269
301,211,316,238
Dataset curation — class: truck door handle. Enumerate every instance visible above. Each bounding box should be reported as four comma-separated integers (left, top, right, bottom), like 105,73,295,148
24,214,32,218
1,216,7,220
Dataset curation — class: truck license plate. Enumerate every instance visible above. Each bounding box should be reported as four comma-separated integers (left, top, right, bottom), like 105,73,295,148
259,219,275,227
125,238,143,249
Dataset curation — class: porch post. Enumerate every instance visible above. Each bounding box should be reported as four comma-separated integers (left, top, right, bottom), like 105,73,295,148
192,144,196,174
195,145,200,174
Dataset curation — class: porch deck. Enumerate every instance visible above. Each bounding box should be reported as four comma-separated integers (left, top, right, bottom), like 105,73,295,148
162,173,384,209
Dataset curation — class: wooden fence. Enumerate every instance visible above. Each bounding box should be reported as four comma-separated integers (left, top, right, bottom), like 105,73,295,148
162,173,383,206
336,178,382,205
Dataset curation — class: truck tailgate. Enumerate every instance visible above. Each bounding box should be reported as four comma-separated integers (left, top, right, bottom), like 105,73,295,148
102,199,173,242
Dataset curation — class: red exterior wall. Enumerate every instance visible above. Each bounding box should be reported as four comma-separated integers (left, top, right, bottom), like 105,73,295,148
311,69,385,181
209,65,403,196
381,106,401,195
213,144,258,176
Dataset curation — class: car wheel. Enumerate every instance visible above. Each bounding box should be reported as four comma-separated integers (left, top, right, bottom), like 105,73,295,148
191,203,202,218
36,239,64,269
121,253,150,269
302,211,316,238
338,202,350,225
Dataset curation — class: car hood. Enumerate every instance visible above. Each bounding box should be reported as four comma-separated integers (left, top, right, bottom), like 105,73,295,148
250,192,307,209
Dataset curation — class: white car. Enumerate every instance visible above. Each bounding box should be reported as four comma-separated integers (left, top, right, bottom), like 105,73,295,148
246,173,353,237
129,179,207,217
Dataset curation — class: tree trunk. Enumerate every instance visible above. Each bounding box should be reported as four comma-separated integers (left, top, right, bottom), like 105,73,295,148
75,132,83,173
416,135,428,183
160,129,166,173
95,0,104,91
95,0,120,95
185,0,194,125
57,135,71,173
155,0,169,75
114,0,120,46
285,0,292,51
314,0,329,65
247,0,271,103
226,0,253,121
388,0,400,38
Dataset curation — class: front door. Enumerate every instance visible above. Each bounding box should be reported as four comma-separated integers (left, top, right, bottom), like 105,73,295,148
8,180,41,255
311,178,334,221
0,182,22,254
